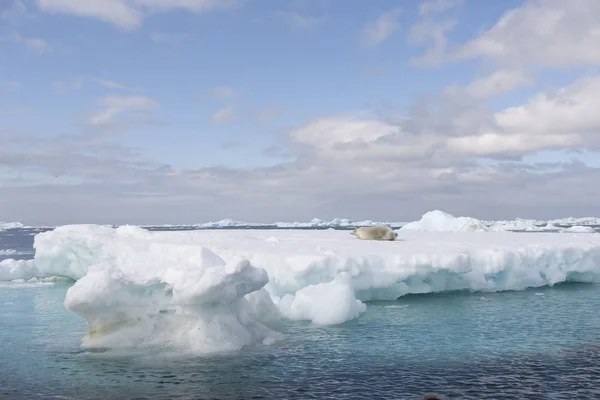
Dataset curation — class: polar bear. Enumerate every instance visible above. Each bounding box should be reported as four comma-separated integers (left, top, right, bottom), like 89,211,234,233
350,226,398,241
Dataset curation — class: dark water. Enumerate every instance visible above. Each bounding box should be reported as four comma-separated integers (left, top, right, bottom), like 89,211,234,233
1,228,600,399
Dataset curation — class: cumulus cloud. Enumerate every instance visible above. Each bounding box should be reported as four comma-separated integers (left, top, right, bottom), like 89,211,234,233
453,0,600,68
37,0,239,29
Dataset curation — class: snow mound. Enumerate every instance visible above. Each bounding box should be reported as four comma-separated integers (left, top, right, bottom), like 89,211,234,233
400,210,489,232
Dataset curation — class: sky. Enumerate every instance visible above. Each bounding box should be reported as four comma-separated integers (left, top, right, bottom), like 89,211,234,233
1,0,600,225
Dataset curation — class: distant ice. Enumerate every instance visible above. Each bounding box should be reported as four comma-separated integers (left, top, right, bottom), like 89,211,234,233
0,249,17,256
0,221,24,230
401,211,597,233
559,226,596,233
549,217,600,226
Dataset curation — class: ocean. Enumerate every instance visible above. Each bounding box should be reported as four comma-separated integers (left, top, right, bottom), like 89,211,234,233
1,226,600,399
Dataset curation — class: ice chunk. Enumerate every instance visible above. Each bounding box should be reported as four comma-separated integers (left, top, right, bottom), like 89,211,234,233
0,259,39,281
400,210,489,232
20,224,282,353
278,279,366,325
560,226,596,233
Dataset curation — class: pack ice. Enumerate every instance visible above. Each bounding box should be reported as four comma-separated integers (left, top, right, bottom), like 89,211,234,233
1,210,599,353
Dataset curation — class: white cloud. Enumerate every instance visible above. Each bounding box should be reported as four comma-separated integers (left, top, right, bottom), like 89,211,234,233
211,106,234,124
37,0,239,29
460,70,535,99
39,0,142,29
408,0,463,67
360,8,402,47
93,78,135,91
89,95,158,125
454,0,600,68
447,76,600,157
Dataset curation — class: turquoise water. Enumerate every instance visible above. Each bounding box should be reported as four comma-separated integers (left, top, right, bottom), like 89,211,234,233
1,229,600,399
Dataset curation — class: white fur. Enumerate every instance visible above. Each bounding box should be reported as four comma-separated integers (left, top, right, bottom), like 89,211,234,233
350,226,398,241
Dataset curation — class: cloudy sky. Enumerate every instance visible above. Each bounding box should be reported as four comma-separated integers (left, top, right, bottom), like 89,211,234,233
1,0,600,225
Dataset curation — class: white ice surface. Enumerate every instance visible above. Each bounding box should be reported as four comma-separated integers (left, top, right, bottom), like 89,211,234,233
2,216,600,352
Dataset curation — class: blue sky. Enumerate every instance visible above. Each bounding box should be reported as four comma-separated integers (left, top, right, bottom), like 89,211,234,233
2,0,600,225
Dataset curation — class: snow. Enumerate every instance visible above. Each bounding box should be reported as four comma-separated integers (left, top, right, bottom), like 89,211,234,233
400,210,490,232
2,211,600,353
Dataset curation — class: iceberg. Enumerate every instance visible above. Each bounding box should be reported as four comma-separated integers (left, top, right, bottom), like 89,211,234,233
2,216,600,352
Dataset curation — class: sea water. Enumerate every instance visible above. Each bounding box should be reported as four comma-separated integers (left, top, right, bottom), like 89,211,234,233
1,228,599,399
